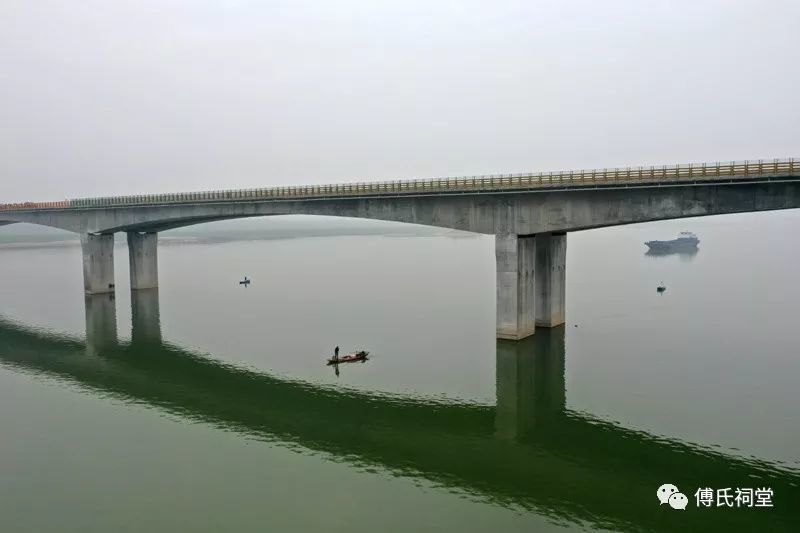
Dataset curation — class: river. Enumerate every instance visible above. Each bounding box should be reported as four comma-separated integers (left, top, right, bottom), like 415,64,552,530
1,213,798,532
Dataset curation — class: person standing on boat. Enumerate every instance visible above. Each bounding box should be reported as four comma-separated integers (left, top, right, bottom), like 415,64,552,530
334,346,339,361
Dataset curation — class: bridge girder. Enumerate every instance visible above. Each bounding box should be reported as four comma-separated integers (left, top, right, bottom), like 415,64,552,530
2,178,800,235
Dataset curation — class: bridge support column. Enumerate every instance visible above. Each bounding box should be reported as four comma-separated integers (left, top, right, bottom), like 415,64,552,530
81,234,115,294
496,234,536,340
535,232,567,327
127,232,158,290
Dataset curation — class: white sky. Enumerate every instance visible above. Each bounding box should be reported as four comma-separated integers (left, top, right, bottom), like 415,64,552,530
1,0,798,201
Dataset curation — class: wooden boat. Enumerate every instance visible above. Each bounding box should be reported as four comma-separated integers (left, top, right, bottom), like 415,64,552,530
327,351,369,365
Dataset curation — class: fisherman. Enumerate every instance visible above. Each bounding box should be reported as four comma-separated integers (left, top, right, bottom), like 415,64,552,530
334,346,339,360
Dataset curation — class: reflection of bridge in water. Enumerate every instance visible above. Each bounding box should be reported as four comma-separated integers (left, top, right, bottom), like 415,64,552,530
0,291,798,532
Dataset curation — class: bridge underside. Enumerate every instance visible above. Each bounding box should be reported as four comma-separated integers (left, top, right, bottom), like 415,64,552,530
2,178,799,339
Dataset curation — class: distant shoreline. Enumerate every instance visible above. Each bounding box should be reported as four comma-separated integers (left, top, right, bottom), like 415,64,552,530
0,228,477,251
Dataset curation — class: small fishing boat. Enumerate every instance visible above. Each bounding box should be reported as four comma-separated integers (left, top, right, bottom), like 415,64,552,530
327,350,369,365
239,276,251,286
657,282,666,293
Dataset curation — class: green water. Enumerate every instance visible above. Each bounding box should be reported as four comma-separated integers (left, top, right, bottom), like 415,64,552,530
0,214,798,532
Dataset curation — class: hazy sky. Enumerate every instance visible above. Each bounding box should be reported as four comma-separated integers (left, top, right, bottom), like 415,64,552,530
1,0,798,201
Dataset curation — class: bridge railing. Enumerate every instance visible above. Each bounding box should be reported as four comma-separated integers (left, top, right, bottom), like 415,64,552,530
1,158,796,211
0,200,70,211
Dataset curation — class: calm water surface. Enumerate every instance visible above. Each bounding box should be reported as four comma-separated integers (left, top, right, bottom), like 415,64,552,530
1,213,799,532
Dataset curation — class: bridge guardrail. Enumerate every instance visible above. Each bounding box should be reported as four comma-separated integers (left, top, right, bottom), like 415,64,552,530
1,158,796,211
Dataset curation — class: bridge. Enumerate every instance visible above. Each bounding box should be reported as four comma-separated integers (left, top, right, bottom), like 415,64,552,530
2,158,799,340
0,289,797,531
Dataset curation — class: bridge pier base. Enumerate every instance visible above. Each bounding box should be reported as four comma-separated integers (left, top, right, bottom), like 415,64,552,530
127,232,158,290
496,234,536,340
81,233,115,294
535,232,567,328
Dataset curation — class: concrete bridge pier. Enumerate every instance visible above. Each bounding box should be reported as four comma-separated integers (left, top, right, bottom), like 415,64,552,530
127,232,158,290
496,233,567,340
496,234,536,340
81,233,116,294
534,232,566,328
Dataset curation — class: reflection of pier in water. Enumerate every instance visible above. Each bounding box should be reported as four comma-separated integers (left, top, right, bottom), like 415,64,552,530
0,291,797,532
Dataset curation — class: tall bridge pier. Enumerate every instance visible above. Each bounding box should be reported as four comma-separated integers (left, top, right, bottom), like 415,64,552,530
80,232,159,295
127,232,159,290
495,232,566,340
81,234,116,294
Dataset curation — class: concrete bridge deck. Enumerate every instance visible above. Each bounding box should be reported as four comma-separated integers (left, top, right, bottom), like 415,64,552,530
2,158,799,339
